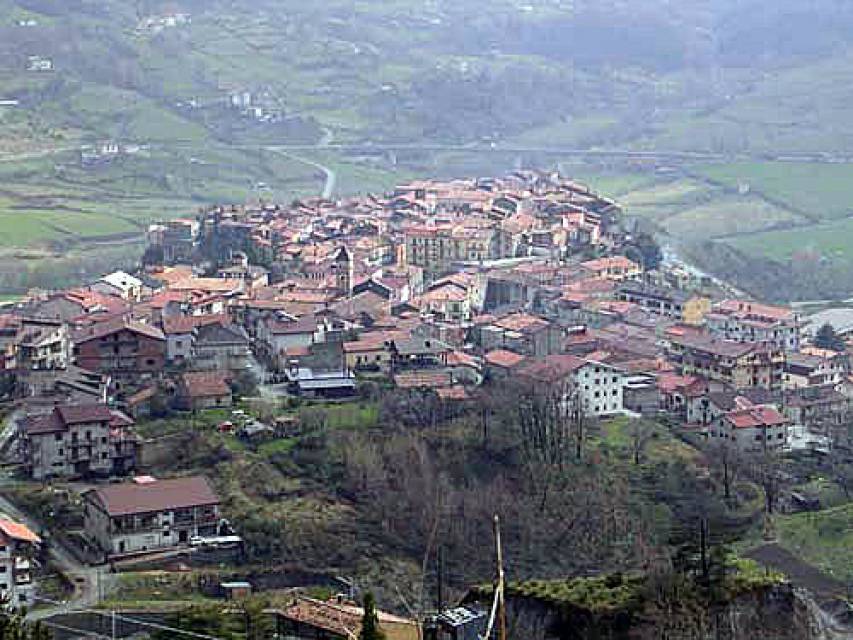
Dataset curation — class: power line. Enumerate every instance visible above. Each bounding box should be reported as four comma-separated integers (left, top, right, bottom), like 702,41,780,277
32,596,227,640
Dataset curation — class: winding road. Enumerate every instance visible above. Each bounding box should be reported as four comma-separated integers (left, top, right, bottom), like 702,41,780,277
265,126,337,199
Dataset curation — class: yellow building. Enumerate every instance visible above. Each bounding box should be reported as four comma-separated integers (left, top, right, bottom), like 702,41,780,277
683,295,712,326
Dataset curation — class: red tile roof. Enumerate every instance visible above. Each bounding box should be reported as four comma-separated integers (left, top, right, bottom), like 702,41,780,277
180,372,231,398
436,385,470,401
394,371,452,389
0,519,40,544
517,354,587,383
73,317,165,343
86,476,219,517
493,313,550,334
162,314,227,335
484,349,527,369
726,405,788,429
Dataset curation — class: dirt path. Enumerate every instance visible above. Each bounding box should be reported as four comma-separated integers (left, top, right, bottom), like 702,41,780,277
745,543,846,599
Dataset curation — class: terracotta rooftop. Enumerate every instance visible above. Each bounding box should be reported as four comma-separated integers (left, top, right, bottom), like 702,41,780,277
0,519,41,544
484,349,527,369
394,370,452,389
580,256,639,272
86,476,219,517
272,597,418,640
73,317,165,343
517,354,587,383
436,385,470,401
493,313,550,334
180,372,231,398
725,405,788,429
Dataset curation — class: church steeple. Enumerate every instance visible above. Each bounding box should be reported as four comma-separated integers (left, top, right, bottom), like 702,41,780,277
332,245,353,296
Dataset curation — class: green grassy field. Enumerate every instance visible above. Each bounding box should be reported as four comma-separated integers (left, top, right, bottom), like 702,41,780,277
776,503,853,583
726,217,853,264
642,53,853,154
665,196,803,240
697,162,853,220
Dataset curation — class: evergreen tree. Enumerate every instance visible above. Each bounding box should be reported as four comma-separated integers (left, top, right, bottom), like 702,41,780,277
814,323,846,352
359,592,386,640
0,613,52,640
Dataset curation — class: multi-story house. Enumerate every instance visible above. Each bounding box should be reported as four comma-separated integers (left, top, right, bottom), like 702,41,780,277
580,256,641,282
147,218,199,265
783,348,850,390
73,318,166,390
193,321,251,372
616,282,711,324
704,299,801,352
19,403,137,480
16,318,71,370
414,281,472,323
479,313,564,357
666,331,784,392
783,386,850,436
82,476,221,557
404,224,500,283
0,317,71,371
517,354,626,417
0,518,41,610
708,402,790,454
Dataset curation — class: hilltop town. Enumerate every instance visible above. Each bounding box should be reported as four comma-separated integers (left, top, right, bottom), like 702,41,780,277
0,170,851,638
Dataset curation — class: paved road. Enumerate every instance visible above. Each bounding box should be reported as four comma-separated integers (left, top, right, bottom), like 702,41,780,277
0,408,22,457
0,146,74,164
0,475,109,620
266,147,337,200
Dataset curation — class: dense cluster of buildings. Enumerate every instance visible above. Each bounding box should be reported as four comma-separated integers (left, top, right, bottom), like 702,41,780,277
0,170,851,609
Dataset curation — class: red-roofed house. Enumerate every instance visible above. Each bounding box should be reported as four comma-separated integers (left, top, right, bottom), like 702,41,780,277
73,318,166,388
0,518,41,609
580,256,641,282
710,403,790,453
517,355,628,417
657,373,709,424
706,299,800,351
82,476,220,557
175,372,233,411
484,349,528,378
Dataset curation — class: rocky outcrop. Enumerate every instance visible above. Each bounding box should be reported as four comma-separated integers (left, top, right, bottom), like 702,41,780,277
469,575,847,639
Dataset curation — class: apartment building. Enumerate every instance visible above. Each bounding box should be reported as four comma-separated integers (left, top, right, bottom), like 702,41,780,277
666,331,784,392
783,348,849,390
580,256,641,282
616,282,711,324
19,403,137,480
0,317,70,371
73,318,166,387
704,299,801,351
404,224,499,282
517,354,626,417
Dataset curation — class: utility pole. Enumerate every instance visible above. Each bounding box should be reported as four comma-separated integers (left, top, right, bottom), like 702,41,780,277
112,609,116,640
494,515,507,640
437,544,444,614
